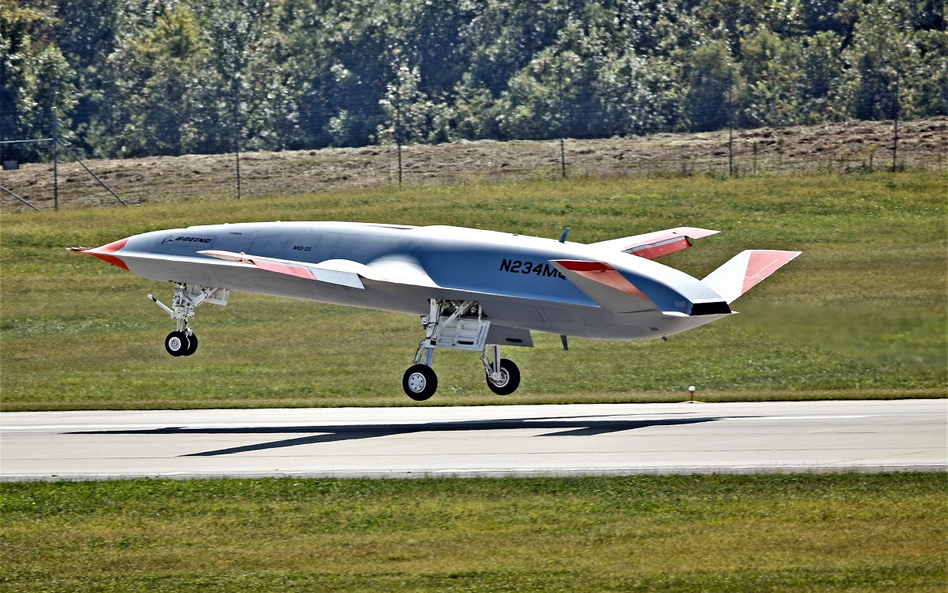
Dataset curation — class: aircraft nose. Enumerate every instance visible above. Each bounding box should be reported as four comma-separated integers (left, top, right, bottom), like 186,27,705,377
71,238,130,271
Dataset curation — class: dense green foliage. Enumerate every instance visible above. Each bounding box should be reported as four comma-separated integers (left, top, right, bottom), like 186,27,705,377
2,474,946,592
2,0,945,161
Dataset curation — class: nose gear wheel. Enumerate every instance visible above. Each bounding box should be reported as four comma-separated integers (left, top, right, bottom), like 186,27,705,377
150,283,228,358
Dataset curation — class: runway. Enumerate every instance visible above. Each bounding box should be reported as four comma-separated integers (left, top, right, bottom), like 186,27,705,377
1,400,944,482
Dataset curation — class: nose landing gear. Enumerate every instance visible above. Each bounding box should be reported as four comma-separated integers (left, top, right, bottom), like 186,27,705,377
149,283,228,357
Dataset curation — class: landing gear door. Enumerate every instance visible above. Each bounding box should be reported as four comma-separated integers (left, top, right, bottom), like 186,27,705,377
486,325,533,348
205,287,229,306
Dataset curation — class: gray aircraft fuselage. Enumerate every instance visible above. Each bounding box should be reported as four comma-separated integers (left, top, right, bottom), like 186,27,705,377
104,221,730,341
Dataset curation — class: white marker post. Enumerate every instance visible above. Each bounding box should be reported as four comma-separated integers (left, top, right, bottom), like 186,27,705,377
688,385,696,403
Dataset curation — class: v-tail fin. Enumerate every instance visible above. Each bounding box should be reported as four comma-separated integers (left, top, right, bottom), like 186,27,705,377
590,227,719,259
702,250,801,304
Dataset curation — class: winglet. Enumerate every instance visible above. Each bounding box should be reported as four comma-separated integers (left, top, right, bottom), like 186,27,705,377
702,250,801,304
591,227,719,259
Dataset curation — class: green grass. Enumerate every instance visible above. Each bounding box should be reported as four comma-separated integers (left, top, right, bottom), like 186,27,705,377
1,474,945,592
3,174,944,593
2,172,946,410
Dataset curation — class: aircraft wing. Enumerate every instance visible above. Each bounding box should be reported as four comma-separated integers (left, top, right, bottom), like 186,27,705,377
198,250,440,290
590,227,718,259
199,249,530,348
550,260,660,314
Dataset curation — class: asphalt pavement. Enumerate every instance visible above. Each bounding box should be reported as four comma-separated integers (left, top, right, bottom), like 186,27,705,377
1,399,945,481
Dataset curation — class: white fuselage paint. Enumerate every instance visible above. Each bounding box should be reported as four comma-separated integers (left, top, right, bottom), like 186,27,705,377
101,222,731,340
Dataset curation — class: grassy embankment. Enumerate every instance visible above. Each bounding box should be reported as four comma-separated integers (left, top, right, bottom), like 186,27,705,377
1,474,946,592
1,172,945,410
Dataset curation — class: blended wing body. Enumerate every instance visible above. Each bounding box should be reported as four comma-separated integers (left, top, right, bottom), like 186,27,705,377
74,221,799,399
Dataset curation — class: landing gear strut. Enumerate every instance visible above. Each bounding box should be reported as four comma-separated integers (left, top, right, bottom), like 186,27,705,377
149,283,228,357
483,345,520,396
401,299,521,400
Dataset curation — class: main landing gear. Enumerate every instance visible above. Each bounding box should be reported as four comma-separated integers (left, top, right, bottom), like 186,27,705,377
149,283,229,357
402,299,521,401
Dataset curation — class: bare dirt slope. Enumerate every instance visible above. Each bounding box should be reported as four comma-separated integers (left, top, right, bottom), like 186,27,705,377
1,118,944,212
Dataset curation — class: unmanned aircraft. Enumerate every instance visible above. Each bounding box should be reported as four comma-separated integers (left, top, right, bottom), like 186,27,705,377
72,222,799,400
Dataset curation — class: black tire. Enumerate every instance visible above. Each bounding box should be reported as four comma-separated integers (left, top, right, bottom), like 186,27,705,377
182,333,198,356
164,331,189,357
486,358,520,395
403,364,438,401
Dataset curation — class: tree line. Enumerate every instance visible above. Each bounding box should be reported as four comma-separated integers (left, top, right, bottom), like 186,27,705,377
2,0,945,161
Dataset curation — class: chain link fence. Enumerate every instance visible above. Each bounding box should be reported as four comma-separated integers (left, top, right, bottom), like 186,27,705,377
1,116,945,212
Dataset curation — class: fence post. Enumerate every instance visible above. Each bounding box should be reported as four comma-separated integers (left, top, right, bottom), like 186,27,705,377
234,86,242,200
53,106,58,211
727,67,734,177
892,68,899,172
558,63,566,178
235,119,241,200
395,75,403,187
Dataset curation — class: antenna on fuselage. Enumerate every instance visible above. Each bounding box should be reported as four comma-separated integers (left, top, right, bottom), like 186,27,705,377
558,227,571,243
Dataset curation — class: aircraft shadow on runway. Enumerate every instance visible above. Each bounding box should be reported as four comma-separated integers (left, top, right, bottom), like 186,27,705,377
68,415,721,457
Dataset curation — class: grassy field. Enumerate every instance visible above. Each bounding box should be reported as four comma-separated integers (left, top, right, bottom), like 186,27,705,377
1,172,945,410
1,172,946,593
1,474,945,592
